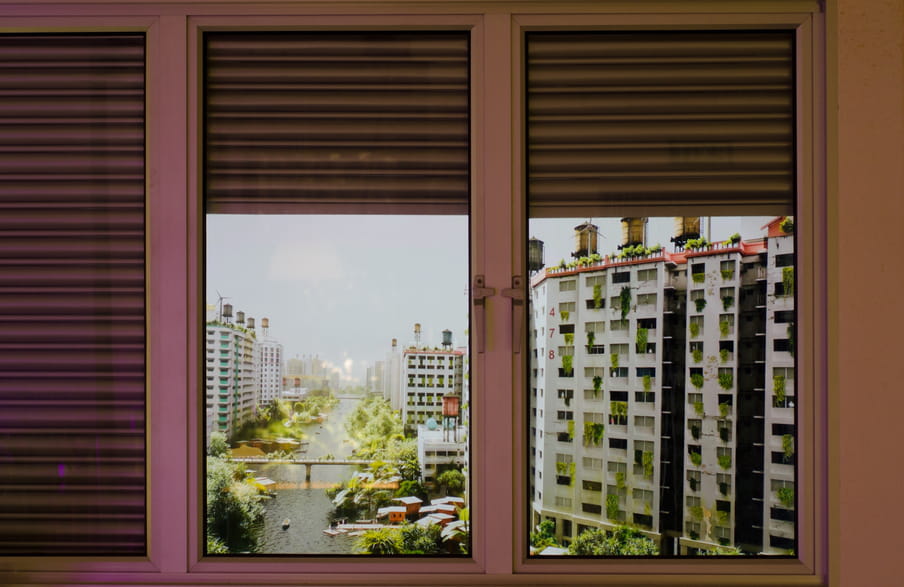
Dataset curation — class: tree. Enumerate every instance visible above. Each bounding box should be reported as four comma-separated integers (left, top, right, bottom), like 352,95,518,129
206,456,264,553
207,431,229,458
436,468,465,496
568,526,659,556
530,519,558,549
399,523,443,554
395,479,428,501
355,527,402,555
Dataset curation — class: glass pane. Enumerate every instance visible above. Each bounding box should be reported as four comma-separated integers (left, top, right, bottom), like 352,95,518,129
527,216,796,556
202,30,470,557
205,214,470,555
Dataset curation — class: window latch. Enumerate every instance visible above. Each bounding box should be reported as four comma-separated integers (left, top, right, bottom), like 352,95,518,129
502,275,525,354
471,275,495,353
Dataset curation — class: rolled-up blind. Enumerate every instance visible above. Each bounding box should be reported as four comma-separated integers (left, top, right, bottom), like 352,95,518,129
526,31,794,217
204,32,470,215
0,34,145,555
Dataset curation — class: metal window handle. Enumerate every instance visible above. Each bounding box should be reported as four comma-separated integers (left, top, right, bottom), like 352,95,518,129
502,275,525,354
471,275,496,354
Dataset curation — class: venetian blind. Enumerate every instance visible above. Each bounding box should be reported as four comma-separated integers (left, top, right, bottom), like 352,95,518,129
205,32,470,215
0,34,146,555
526,31,795,217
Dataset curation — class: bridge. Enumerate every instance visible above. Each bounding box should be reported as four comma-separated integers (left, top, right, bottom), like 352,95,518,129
228,457,374,481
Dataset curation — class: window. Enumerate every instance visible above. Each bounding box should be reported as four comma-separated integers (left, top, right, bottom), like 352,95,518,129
559,280,576,292
0,2,834,584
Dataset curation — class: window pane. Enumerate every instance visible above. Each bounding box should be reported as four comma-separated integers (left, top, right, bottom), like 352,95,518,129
526,30,796,557
0,33,146,555
528,216,797,556
203,31,470,556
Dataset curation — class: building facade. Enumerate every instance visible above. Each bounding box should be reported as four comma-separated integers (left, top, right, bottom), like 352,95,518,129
529,218,796,555
401,347,465,432
205,320,259,440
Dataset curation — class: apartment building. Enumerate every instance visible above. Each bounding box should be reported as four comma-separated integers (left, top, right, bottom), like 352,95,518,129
254,318,284,406
529,218,795,555
205,308,259,440
401,345,465,433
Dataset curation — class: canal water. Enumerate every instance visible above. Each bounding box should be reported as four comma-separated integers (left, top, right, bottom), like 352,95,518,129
256,396,360,554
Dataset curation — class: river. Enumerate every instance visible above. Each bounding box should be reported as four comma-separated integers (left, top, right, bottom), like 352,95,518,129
255,395,361,554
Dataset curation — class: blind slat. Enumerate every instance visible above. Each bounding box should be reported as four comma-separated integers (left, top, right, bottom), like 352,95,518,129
0,33,146,556
527,31,795,216
205,32,470,215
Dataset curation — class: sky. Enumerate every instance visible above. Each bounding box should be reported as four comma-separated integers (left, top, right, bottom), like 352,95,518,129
207,214,775,384
206,214,470,385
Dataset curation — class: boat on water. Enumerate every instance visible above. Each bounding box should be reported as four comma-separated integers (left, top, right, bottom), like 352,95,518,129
281,518,291,530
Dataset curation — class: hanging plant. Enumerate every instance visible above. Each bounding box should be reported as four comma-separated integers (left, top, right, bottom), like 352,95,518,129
593,284,603,309
783,433,794,459
777,486,794,508
719,426,730,442
689,322,701,337
774,375,786,404
619,286,632,319
610,401,628,419
721,268,734,280
780,217,794,233
563,332,574,345
567,419,575,441
692,348,703,363
636,327,648,354
561,309,570,322
719,481,730,496
606,494,620,520
610,353,619,369
719,402,731,418
690,373,704,389
783,266,795,297
615,471,625,489
642,374,652,392
718,371,733,390
721,296,734,311
694,298,707,313
719,320,730,337
689,477,699,492
692,272,706,284
586,330,595,348
694,401,704,416
690,451,702,466
592,375,603,394
561,355,573,376
720,348,730,363
642,451,654,478
718,453,732,470
583,422,605,446
689,505,703,520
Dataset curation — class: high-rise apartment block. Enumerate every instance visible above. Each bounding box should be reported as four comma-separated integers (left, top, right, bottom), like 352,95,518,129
529,217,795,555
255,318,284,406
205,306,259,440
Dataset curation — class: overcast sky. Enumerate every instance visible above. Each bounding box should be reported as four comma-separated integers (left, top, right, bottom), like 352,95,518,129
206,214,469,384
207,214,774,384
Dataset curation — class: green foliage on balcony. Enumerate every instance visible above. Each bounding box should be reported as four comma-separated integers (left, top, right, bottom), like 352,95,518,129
606,494,620,520
721,296,734,311
610,401,628,419
636,327,648,354
720,348,730,363
593,375,603,394
719,402,731,418
593,284,603,309
718,453,732,470
610,353,619,369
615,471,626,489
774,375,786,404
783,266,795,297
694,401,704,416
642,451,654,479
721,269,735,280
692,348,703,363
561,310,570,322
690,451,702,466
567,420,575,441
619,286,632,319
691,373,705,389
718,371,733,390
777,486,794,508
689,322,701,337
783,434,794,459
689,505,703,520
586,330,595,348
692,272,706,283
694,298,707,313
561,355,573,376
780,217,794,233
563,332,574,345
642,374,652,392
583,422,605,446
719,320,731,337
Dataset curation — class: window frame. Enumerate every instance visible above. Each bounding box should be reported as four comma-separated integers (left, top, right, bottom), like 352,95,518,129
0,1,828,585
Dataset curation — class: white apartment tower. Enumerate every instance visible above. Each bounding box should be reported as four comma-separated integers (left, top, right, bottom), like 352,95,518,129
205,305,259,440
400,330,465,432
255,317,283,406
529,217,796,555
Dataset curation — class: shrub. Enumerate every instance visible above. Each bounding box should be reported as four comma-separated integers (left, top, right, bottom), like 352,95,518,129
691,373,705,389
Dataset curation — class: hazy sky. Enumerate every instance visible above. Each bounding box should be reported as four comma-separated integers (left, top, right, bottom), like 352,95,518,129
207,214,775,384
207,215,469,384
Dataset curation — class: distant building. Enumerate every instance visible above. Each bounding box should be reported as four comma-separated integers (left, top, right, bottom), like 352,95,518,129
255,318,283,406
401,346,465,432
416,422,467,486
205,316,258,440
